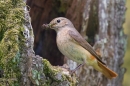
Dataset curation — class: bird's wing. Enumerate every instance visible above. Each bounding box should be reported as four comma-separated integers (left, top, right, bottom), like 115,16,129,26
68,30,106,65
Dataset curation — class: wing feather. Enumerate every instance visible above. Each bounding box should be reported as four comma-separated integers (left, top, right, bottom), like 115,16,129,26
68,30,106,65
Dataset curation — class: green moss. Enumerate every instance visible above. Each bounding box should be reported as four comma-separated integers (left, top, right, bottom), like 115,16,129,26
0,0,25,85
42,59,59,85
0,0,76,85
42,59,76,86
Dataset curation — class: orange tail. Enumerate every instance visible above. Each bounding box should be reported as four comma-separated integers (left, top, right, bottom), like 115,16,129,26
96,61,118,79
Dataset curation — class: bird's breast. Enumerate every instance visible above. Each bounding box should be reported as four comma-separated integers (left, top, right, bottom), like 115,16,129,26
56,30,72,51
56,30,74,55
56,30,88,63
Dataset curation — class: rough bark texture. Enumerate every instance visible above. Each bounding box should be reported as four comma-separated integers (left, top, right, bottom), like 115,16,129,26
97,0,126,86
76,0,127,86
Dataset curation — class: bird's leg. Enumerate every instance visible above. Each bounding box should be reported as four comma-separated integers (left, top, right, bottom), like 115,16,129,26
70,63,85,75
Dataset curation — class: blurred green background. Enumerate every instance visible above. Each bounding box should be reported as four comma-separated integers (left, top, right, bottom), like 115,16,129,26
123,0,130,86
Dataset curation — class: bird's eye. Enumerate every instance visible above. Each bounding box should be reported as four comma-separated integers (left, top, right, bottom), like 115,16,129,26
57,19,60,23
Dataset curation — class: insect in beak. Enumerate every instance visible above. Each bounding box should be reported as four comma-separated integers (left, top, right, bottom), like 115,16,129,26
42,24,51,29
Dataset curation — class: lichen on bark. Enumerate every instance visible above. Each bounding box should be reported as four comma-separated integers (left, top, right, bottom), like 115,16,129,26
0,0,25,85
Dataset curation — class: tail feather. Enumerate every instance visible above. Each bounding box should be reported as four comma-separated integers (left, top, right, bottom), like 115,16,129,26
96,61,118,79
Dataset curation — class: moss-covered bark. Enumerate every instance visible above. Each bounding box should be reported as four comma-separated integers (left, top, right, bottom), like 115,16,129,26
0,0,25,85
0,0,75,86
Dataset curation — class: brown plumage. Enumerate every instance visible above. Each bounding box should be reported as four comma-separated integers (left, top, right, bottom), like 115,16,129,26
97,61,117,79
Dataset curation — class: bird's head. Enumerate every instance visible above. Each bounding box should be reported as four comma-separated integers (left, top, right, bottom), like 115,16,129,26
42,17,74,32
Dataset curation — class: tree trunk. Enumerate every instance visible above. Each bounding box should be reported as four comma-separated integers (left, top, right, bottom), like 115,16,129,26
0,0,75,86
0,0,126,86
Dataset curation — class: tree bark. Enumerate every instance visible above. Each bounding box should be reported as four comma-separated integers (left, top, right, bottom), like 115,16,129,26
0,0,75,86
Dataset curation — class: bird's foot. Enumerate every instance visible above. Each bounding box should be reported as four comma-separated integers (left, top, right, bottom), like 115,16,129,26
69,63,85,75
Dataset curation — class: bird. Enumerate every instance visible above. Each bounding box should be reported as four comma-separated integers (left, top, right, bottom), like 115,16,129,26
42,17,118,79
